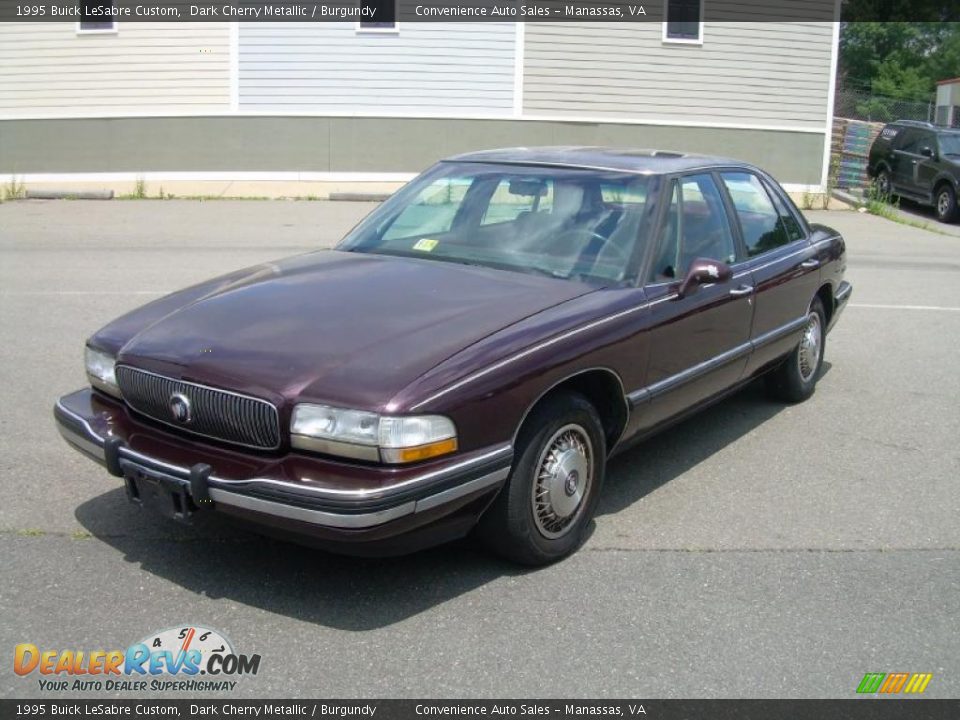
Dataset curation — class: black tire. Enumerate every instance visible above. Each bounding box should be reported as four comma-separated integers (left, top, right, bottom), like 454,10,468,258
875,168,893,199
935,184,958,224
765,297,826,404
476,392,606,566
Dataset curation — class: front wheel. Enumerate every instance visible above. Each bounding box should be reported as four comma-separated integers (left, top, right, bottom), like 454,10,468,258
935,185,958,223
476,392,606,566
765,298,826,403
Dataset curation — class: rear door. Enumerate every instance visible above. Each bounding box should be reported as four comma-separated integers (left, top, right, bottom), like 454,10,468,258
718,171,820,375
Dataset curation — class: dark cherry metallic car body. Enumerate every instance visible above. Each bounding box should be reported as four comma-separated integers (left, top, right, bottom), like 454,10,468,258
55,147,851,564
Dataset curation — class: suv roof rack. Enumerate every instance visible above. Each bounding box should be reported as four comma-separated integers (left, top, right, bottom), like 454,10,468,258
892,120,936,128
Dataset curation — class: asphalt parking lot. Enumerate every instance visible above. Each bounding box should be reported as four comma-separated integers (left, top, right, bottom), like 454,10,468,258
1,200,958,699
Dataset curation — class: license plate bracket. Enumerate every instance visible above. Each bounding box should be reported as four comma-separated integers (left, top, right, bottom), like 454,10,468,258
122,460,196,524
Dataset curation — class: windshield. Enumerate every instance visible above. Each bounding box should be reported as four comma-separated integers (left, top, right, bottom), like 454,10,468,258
940,133,960,156
337,162,654,284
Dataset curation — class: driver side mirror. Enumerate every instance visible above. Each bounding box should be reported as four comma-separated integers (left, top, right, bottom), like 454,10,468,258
921,146,936,159
677,258,733,298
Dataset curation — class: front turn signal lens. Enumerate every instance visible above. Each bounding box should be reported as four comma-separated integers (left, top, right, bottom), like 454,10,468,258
380,437,459,464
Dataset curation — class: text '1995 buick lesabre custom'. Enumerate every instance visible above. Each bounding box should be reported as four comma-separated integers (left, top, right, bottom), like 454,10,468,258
55,147,851,565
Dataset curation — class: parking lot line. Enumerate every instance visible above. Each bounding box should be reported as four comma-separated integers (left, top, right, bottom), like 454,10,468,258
849,303,960,312
1,290,168,296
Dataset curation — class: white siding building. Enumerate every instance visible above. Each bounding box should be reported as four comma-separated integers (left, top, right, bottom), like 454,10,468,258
0,13,840,198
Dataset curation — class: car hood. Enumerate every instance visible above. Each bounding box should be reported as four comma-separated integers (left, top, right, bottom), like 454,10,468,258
112,250,596,411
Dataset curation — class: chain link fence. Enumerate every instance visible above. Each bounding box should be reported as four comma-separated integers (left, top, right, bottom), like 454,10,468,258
834,88,935,124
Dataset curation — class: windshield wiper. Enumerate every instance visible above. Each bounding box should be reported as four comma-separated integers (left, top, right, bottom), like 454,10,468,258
519,264,570,280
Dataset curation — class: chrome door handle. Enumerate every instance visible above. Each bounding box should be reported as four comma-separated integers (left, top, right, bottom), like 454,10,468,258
800,258,820,269
729,285,754,297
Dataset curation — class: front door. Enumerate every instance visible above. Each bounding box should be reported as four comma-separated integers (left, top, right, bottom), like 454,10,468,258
892,129,938,198
632,173,754,434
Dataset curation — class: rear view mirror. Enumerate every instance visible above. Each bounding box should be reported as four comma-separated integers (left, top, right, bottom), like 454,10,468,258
677,258,733,298
921,146,936,159
508,179,548,197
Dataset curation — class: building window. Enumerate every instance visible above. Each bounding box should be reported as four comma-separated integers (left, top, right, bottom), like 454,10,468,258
357,0,399,33
78,0,117,33
663,0,703,44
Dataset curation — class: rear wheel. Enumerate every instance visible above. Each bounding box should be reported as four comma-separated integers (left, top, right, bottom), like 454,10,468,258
477,392,605,566
875,168,893,199
765,297,826,403
935,184,958,223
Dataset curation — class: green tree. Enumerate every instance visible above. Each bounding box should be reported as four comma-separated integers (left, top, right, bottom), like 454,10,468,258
840,22,960,100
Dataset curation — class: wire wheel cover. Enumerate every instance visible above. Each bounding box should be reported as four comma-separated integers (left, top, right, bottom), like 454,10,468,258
798,311,822,383
531,424,594,539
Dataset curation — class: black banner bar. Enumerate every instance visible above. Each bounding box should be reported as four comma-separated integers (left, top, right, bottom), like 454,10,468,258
3,700,960,720
0,0,958,23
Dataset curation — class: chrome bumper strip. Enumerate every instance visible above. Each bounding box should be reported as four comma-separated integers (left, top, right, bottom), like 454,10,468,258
55,399,511,529
215,444,512,500
835,282,853,304
208,467,509,530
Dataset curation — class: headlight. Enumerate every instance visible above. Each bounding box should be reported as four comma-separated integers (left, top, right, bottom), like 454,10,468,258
290,404,457,464
85,346,121,399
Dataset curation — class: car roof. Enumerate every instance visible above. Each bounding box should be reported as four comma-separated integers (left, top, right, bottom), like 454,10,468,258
887,121,960,135
444,146,759,176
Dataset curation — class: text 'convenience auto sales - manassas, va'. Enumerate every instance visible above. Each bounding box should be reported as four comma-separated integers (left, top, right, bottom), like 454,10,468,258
13,626,261,692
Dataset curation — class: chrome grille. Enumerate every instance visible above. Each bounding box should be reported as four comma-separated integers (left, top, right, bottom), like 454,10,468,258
115,366,281,450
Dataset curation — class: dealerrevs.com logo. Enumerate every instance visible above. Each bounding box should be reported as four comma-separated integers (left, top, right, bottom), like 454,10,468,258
14,625,261,693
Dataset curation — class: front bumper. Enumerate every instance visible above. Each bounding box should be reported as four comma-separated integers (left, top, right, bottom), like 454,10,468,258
55,388,511,548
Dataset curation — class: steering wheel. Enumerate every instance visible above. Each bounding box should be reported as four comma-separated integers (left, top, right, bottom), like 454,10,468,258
590,238,630,271
552,228,630,275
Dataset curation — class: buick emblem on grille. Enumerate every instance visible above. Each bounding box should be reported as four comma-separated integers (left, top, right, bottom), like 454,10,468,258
169,393,192,424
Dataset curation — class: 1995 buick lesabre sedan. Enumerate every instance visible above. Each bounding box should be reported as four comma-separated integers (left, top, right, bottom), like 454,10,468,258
55,147,851,565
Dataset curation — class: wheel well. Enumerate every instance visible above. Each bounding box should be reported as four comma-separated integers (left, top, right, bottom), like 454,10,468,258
934,179,954,197
816,284,834,326
518,369,628,453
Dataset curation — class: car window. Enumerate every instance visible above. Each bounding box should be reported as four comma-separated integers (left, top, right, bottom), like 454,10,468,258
940,133,960,157
892,129,917,151
341,163,652,285
721,172,791,257
648,174,736,283
481,178,554,226
900,131,934,155
763,180,805,242
382,177,468,241
601,183,647,205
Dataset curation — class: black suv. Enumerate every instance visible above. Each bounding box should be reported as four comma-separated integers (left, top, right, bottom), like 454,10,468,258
867,120,960,223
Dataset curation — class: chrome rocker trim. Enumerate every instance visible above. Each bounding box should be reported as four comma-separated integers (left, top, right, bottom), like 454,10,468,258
54,399,511,530
625,315,810,407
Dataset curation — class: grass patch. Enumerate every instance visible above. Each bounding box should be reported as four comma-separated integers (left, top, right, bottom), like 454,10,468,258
118,176,149,200
800,192,822,211
865,184,902,220
2,176,26,202
799,156,839,211
71,530,93,540
861,185,950,235
17,528,45,537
